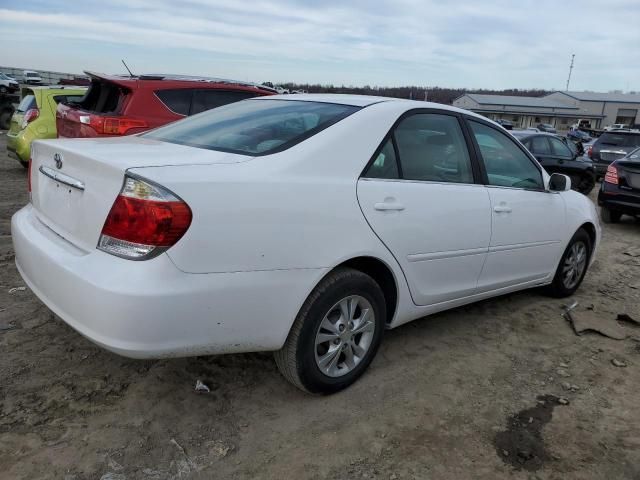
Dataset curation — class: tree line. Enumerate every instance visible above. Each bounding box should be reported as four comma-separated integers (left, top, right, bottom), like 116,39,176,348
264,83,550,105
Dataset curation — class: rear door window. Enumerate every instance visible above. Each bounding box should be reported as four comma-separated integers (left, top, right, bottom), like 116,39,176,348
190,90,259,115
364,138,399,179
530,136,551,155
155,89,193,116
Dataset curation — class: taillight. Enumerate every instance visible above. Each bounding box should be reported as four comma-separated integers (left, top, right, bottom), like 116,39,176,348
22,108,39,128
82,115,147,135
98,176,192,260
587,145,593,158
604,165,618,185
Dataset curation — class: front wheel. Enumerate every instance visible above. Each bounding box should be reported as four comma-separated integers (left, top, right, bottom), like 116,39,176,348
274,267,386,394
545,229,591,298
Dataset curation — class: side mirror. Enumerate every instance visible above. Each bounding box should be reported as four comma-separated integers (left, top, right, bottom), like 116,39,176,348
549,173,572,192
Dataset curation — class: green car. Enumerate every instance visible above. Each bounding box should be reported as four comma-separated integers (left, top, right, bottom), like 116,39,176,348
7,86,86,167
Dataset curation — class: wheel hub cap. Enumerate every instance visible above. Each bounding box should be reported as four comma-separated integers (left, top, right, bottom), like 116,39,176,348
562,241,587,290
314,295,375,378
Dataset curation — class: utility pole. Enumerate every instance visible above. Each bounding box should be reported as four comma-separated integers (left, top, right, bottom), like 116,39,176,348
565,54,575,91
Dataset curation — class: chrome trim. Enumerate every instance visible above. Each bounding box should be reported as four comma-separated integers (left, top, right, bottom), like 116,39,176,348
38,165,85,191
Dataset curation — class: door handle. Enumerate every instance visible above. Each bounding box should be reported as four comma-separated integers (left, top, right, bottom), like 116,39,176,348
493,204,512,213
374,201,405,211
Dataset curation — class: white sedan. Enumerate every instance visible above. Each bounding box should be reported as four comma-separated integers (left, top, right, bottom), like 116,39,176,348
12,95,600,393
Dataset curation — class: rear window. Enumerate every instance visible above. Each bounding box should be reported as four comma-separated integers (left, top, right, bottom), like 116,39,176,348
17,94,36,112
598,133,640,148
71,80,127,113
144,99,360,155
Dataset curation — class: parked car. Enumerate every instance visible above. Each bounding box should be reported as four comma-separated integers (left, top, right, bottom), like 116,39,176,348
537,123,557,133
589,130,640,176
0,93,19,130
567,129,592,142
13,95,600,393
598,147,640,222
23,70,43,85
604,123,627,131
6,86,86,167
0,73,19,94
496,119,513,130
511,131,596,194
56,72,275,138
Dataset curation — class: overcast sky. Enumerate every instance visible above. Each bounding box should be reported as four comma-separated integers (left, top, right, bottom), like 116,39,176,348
0,0,638,91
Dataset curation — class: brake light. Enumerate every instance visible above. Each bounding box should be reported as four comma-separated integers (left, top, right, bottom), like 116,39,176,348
83,115,148,135
587,145,593,158
604,165,618,185
98,176,192,260
22,108,39,128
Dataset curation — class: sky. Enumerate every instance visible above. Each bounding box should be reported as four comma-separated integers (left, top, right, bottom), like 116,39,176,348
0,0,638,91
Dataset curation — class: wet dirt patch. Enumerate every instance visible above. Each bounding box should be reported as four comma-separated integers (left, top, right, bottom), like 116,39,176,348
494,394,566,472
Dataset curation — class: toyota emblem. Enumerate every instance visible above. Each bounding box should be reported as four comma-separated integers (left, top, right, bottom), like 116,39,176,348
54,153,63,169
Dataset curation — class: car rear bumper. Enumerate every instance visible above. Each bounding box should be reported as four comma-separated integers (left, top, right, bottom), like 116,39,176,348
12,205,326,358
6,130,31,163
598,184,640,215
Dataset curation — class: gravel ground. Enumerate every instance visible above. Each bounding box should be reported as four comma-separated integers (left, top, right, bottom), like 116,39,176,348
0,133,639,480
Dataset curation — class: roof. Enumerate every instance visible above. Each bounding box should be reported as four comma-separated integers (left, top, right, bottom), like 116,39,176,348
461,93,577,109
256,93,398,107
557,91,640,103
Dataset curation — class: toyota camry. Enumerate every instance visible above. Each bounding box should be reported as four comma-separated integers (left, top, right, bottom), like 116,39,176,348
12,95,600,393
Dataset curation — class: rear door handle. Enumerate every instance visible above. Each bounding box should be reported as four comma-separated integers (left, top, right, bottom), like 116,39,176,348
493,204,512,213
374,201,405,211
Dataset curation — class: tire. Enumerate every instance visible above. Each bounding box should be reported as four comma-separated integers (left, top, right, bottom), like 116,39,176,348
545,229,591,298
572,172,595,195
600,207,622,224
0,86,6,94
0,110,11,130
274,267,386,394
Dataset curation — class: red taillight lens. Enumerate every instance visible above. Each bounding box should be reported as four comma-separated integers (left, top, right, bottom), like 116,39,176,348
98,176,192,260
604,165,618,185
22,108,39,128
587,145,593,158
86,115,148,135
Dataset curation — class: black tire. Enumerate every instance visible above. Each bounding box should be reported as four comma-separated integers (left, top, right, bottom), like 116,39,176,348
545,229,591,298
0,86,6,94
274,267,386,394
600,207,622,224
572,172,595,195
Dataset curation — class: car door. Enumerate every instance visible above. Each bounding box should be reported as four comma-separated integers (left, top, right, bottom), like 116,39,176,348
357,111,491,306
467,120,566,291
547,136,585,179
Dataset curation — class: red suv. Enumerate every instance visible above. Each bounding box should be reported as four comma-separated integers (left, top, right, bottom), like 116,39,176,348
56,72,275,138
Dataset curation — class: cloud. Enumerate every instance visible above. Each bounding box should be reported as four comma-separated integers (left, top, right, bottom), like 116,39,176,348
0,0,638,90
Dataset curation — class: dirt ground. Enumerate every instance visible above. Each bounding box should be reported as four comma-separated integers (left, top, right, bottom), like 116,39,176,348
1,133,639,480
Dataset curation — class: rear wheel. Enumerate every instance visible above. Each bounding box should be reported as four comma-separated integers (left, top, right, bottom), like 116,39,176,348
600,207,622,224
0,109,11,130
572,172,595,195
545,229,591,298
274,267,385,394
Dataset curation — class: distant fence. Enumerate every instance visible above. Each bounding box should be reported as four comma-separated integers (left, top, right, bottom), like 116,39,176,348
0,66,86,85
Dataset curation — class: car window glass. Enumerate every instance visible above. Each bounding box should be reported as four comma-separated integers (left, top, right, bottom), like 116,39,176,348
469,121,543,190
548,137,573,157
364,138,399,179
144,99,359,155
53,95,84,105
17,94,36,112
598,133,640,148
393,113,473,183
191,90,258,115
530,136,551,155
156,89,192,116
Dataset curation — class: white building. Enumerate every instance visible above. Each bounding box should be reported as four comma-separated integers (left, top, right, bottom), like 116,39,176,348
453,91,640,131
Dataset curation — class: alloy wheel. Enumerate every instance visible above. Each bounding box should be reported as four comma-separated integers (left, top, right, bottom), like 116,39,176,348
562,241,587,290
314,295,375,378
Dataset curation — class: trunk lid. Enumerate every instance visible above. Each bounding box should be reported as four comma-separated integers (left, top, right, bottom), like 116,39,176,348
616,160,640,190
30,136,250,252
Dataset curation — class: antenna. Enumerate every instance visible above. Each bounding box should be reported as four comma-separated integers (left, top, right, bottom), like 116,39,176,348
565,54,575,91
121,59,134,78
